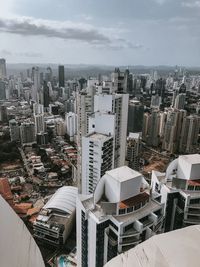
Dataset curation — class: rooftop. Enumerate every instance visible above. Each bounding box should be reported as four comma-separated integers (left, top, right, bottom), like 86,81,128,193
115,200,161,223
43,186,78,214
86,132,112,141
106,166,142,183
179,154,200,165
119,192,150,209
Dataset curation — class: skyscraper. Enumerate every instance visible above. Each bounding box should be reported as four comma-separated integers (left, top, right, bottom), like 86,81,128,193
65,112,77,142
151,154,200,232
31,67,40,102
82,132,114,194
43,81,50,109
126,132,141,171
111,68,129,93
94,93,129,167
9,119,20,142
0,81,6,100
58,65,65,87
162,109,186,153
127,100,144,134
179,115,200,153
77,166,164,267
20,121,36,144
0,58,6,79
33,103,44,134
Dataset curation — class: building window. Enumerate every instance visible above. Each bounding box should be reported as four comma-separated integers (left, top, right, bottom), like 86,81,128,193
119,209,126,215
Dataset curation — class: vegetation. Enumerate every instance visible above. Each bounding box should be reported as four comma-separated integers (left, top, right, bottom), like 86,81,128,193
0,141,21,163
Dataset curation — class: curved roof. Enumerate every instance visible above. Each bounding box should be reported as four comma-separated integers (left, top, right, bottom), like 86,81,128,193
104,225,200,267
0,195,45,267
44,186,78,214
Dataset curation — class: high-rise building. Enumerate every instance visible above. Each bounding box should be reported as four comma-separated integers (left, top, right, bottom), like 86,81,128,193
43,80,50,109
104,225,200,267
111,68,129,93
81,111,116,194
0,58,6,79
31,67,40,102
65,112,77,142
94,93,129,167
33,103,44,134
76,88,95,190
0,105,7,122
150,94,162,109
76,88,95,146
126,132,141,171
9,119,20,142
162,109,186,154
77,166,164,267
55,118,66,136
174,93,186,110
0,81,6,100
45,67,53,82
144,110,161,147
82,132,114,194
151,154,200,232
179,115,200,153
127,99,144,134
20,121,36,144
36,132,48,145
58,65,65,87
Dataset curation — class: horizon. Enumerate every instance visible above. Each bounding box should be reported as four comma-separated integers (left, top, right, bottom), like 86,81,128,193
1,0,200,66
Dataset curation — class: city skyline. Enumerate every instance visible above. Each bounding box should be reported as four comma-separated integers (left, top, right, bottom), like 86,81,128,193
0,0,200,66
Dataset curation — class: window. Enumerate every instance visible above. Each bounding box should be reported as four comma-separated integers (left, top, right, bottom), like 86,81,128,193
119,209,126,215
127,207,133,213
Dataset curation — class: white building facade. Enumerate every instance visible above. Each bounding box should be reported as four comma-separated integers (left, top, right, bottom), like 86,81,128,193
77,166,164,267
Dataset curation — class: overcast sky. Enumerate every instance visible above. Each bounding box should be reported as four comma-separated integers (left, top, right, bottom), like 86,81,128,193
0,0,200,66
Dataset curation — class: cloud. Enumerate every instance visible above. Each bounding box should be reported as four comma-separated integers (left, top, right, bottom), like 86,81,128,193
182,1,200,7
92,40,144,50
152,0,167,5
1,49,12,56
0,49,42,58
16,52,43,58
0,16,143,51
0,16,110,44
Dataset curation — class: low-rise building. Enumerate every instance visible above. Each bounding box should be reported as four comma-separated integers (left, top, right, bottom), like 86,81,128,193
34,186,78,246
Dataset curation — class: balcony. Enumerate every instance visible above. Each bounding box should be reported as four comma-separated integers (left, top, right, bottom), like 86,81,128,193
120,236,141,246
121,228,139,238
139,216,154,228
187,209,200,216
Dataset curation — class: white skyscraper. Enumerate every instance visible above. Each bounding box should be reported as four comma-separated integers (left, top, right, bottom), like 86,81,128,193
82,132,114,194
33,103,44,134
65,112,77,142
77,166,164,267
94,93,129,167
76,87,95,190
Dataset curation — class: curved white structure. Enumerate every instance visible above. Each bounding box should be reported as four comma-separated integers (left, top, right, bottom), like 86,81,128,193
44,186,78,214
104,225,200,267
0,195,45,267
34,186,78,246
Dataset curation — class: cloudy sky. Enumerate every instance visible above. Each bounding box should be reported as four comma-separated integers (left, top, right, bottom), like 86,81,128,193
0,0,200,66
